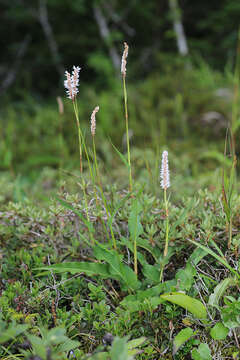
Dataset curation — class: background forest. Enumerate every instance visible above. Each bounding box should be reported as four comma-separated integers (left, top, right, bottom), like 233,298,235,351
1,1,240,360
1,0,240,181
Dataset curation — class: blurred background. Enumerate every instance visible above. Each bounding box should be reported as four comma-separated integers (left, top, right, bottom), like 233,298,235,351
0,0,239,202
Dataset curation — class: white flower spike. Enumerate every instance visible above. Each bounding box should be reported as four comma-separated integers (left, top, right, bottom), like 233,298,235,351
64,66,81,100
160,150,170,190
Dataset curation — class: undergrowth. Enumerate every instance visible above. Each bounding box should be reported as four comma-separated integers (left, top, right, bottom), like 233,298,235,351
0,46,240,360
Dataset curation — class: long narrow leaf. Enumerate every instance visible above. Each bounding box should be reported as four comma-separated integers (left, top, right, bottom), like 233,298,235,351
187,239,240,279
35,262,110,278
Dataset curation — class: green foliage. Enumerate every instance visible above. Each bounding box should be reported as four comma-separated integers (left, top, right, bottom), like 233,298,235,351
191,343,212,360
160,292,207,319
0,316,28,344
173,327,195,355
210,322,229,340
22,327,80,360
221,296,240,329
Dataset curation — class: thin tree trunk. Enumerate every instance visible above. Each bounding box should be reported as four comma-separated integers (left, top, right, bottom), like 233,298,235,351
93,4,121,72
0,35,31,95
169,0,188,56
38,0,64,76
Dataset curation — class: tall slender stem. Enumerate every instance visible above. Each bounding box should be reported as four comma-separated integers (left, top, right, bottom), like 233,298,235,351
73,100,83,173
134,235,138,275
123,75,132,192
160,188,169,281
163,189,169,257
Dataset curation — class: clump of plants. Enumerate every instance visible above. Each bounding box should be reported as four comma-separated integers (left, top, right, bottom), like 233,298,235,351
0,42,240,360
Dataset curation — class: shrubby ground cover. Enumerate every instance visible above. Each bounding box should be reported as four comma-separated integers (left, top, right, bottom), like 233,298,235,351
1,3,240,356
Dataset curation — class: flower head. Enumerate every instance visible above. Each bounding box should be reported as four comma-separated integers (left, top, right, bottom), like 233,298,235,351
121,42,129,77
64,66,81,100
160,150,170,190
90,105,99,136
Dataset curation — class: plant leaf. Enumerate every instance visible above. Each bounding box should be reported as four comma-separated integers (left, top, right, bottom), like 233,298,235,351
191,343,212,360
208,277,236,308
173,327,194,355
187,239,240,279
210,322,229,340
35,262,110,277
110,140,130,169
93,244,140,290
160,292,207,319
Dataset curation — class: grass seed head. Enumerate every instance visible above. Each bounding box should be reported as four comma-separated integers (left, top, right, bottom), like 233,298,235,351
160,150,170,190
91,105,99,136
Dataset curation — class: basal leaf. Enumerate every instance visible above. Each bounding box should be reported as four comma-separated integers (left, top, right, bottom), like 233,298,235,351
160,292,207,319
173,327,194,355
35,262,109,277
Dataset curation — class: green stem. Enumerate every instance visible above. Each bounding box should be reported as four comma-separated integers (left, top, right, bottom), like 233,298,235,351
72,100,95,245
160,188,169,281
73,101,83,173
134,239,138,275
228,216,233,249
163,189,169,257
92,136,117,250
122,75,132,192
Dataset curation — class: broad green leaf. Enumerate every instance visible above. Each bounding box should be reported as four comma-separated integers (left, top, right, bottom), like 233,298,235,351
208,277,236,308
173,327,194,355
36,262,110,277
160,292,207,319
192,343,212,360
210,322,228,340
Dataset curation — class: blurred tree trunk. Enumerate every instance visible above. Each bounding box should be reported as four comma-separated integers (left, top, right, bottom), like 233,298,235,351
0,35,31,95
38,0,64,76
169,0,189,56
93,4,121,73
